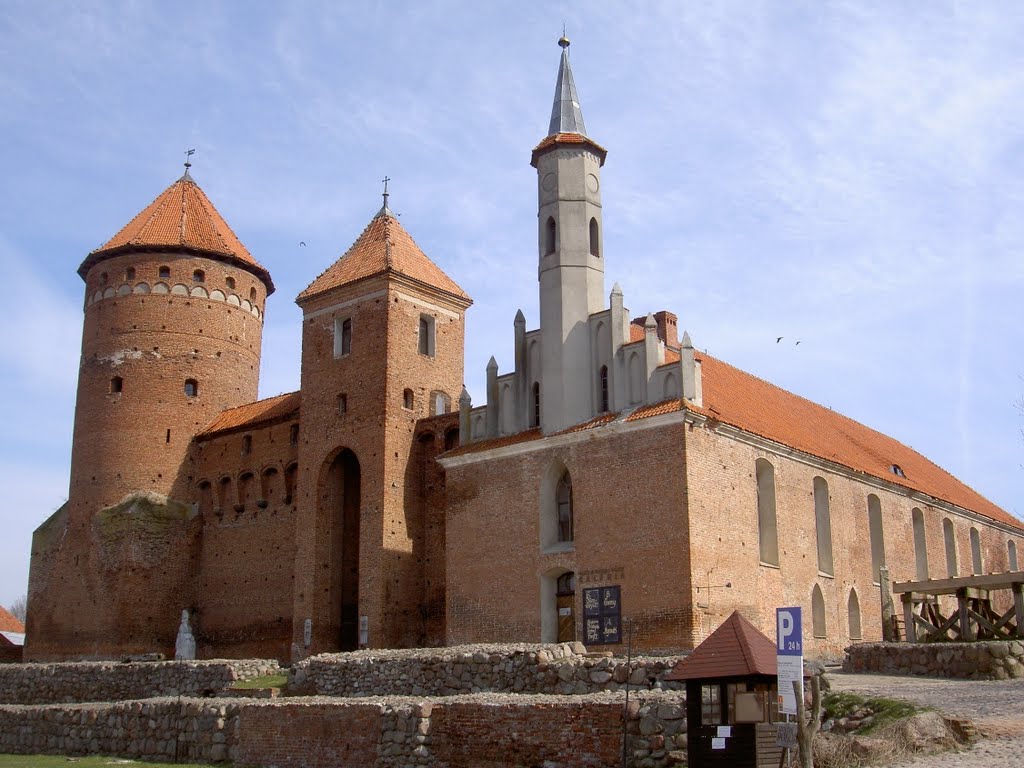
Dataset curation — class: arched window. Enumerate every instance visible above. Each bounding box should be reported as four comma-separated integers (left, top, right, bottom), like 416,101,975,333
599,365,609,412
284,463,298,506
217,476,231,511
811,584,826,638
813,477,833,576
193,269,205,283
403,389,414,409
531,382,540,427
628,352,643,406
289,424,299,445
970,527,983,574
848,589,862,640
544,216,556,255
419,315,436,357
1009,540,1019,571
912,508,929,580
943,518,958,577
867,494,885,583
756,459,779,566
109,376,123,394
237,472,254,510
334,317,352,358
250,287,257,301
444,427,459,451
197,481,213,516
260,467,279,505
226,276,236,290
589,217,599,257
184,379,198,397
556,472,573,543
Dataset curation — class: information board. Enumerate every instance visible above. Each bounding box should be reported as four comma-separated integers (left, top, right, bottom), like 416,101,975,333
776,606,803,716
583,585,621,644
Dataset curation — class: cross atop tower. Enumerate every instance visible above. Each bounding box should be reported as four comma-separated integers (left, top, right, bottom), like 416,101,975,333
376,175,393,218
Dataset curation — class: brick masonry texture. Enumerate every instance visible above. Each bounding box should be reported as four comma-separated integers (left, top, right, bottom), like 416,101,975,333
844,640,1024,680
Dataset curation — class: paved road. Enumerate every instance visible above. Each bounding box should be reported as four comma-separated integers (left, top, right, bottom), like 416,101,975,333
828,671,1024,767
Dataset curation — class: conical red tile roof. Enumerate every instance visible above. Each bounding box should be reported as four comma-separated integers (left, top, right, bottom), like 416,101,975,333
665,611,777,681
80,171,273,294
298,208,470,304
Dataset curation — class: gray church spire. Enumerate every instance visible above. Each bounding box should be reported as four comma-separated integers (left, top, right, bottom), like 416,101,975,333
547,35,587,137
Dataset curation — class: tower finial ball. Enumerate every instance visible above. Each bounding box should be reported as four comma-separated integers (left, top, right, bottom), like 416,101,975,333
558,35,570,49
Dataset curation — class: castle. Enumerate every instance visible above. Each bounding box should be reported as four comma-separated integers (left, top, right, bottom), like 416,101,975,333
26,39,1024,662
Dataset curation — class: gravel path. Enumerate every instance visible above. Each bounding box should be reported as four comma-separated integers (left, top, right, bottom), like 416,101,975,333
827,671,1024,767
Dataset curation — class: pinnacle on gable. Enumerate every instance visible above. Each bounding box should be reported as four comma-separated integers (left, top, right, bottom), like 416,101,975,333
515,309,526,325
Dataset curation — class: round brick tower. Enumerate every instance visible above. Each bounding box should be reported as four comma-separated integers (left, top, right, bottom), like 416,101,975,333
68,165,274,511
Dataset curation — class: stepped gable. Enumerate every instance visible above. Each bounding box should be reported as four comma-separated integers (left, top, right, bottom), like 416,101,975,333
195,391,300,440
687,352,1021,530
298,208,470,304
79,171,274,293
665,611,776,681
0,605,25,634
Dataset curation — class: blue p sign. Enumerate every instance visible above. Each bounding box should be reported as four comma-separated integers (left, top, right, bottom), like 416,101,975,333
777,607,802,656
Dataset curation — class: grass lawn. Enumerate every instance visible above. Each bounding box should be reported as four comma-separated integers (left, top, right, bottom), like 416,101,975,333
0,757,223,767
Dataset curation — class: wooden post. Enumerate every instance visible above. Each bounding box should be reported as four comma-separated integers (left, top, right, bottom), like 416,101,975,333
901,593,917,643
879,566,896,642
1013,583,1024,640
957,587,974,641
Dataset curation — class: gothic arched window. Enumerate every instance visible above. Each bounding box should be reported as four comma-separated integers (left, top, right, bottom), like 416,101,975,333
545,217,556,255
556,472,573,543
599,365,609,412
589,217,599,257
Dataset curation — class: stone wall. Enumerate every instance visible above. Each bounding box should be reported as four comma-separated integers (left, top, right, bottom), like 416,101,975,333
0,698,241,763
236,691,686,768
294,642,684,697
844,641,1024,679
1,692,687,768
0,659,281,705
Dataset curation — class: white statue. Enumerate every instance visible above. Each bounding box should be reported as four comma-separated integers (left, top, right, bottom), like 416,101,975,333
174,609,196,660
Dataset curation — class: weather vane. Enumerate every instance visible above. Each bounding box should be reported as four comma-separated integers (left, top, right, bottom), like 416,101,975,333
184,148,195,170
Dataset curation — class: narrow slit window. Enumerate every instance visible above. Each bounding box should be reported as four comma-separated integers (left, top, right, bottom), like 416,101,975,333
532,382,540,427
599,366,609,412
159,266,170,279
109,376,123,394
125,267,135,281
418,315,436,357
403,389,414,409
184,379,198,397
289,424,299,445
589,217,599,257
226,276,236,290
241,435,252,455
338,393,348,414
334,317,352,358
756,459,779,566
193,269,205,283
556,471,574,543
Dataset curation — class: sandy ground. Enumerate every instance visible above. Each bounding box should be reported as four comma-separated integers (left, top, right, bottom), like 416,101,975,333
827,671,1024,767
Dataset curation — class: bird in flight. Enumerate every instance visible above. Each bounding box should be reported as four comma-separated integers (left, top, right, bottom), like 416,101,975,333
299,241,306,247
776,337,783,343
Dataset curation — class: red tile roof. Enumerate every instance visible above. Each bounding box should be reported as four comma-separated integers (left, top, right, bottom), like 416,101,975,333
531,133,608,166
442,428,543,458
665,611,777,680
80,173,273,293
195,391,300,439
298,211,470,304
688,352,1021,530
0,605,25,634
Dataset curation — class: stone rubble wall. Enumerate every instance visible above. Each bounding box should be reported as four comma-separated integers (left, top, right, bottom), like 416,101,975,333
237,691,687,768
0,691,688,768
295,642,685,697
844,640,1024,680
0,698,241,763
0,659,282,705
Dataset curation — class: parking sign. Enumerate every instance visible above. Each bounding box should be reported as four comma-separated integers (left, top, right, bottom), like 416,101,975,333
776,607,803,715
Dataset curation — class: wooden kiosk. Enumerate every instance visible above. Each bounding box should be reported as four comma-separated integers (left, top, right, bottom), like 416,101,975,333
665,611,783,768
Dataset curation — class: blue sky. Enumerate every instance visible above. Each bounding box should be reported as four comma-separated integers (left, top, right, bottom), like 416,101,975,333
1,1,1022,610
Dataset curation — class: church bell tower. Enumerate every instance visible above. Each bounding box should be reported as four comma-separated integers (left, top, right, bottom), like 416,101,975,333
532,36,608,433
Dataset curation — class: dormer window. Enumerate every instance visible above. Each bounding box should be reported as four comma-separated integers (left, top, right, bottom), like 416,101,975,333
890,464,906,478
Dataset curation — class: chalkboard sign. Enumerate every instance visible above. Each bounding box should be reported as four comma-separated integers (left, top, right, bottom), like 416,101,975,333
583,585,621,644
